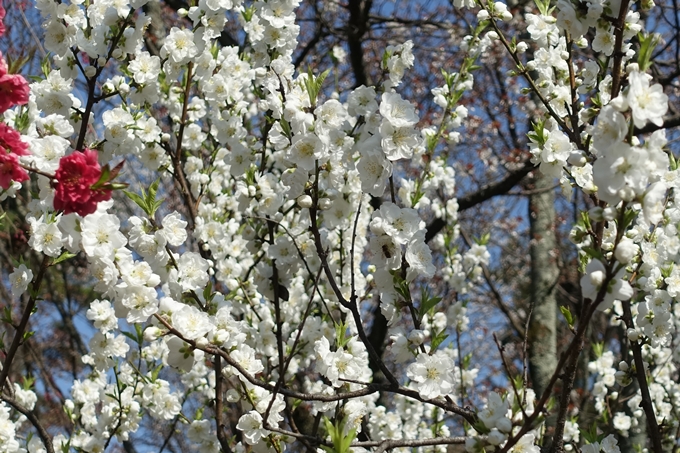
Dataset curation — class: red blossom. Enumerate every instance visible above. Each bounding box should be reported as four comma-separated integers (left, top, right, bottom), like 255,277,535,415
0,52,30,113
0,151,29,190
0,123,29,156
53,149,112,216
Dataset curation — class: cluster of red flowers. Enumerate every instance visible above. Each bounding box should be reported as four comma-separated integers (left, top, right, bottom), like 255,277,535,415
0,5,30,191
53,149,113,216
0,5,117,216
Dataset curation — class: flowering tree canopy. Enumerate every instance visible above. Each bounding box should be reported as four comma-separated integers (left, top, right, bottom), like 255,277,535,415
0,0,678,452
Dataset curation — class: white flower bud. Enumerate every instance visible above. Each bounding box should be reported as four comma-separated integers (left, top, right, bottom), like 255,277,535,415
477,9,490,20
568,150,587,167
602,207,618,221
614,238,638,264
297,195,313,208
84,66,97,78
318,198,331,210
626,63,640,74
407,329,425,345
575,37,589,47
144,326,162,342
588,206,604,222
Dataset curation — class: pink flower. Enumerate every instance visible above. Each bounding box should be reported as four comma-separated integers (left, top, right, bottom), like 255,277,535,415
0,52,30,113
53,149,112,216
0,151,29,189
0,123,29,156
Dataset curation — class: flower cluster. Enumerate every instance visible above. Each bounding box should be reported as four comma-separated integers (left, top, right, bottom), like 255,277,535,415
52,148,112,216
0,16,30,192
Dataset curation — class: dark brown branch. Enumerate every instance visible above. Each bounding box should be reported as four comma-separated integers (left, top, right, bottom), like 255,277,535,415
154,313,478,423
346,0,372,87
621,300,664,453
214,355,232,453
425,159,536,243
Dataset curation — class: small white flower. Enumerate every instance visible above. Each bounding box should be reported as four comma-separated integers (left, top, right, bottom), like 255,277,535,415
236,411,269,445
406,351,456,399
161,212,188,247
9,264,33,297
379,92,419,128
171,305,213,340
627,71,668,128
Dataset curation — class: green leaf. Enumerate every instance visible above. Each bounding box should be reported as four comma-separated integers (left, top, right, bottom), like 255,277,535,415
381,50,393,70
151,364,163,381
474,232,490,246
52,250,77,265
2,306,13,324
592,342,604,358
430,329,449,353
637,33,660,72
419,290,442,317
335,322,351,348
560,305,574,329
124,189,148,213
121,330,138,343
581,247,604,261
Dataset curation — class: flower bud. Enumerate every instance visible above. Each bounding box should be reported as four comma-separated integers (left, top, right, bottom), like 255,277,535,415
408,329,425,345
588,206,604,222
297,195,313,208
614,238,638,264
144,326,162,342
568,150,587,167
602,207,617,221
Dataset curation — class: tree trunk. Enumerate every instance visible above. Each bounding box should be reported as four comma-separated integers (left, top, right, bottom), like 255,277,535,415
527,172,558,398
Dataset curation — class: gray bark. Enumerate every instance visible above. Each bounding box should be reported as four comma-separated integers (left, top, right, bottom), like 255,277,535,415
527,172,558,398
